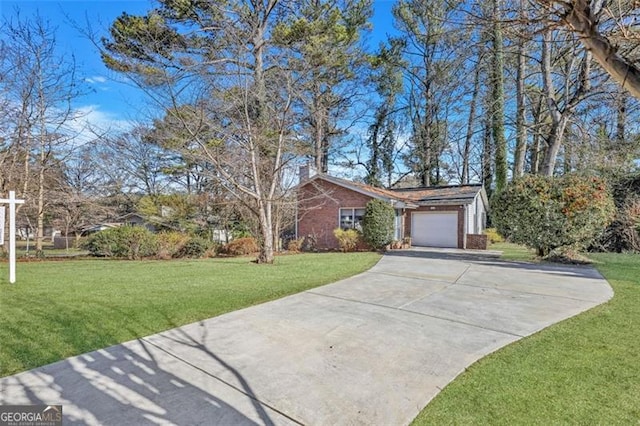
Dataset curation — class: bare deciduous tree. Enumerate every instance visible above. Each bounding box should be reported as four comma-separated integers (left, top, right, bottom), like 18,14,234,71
1,13,83,254
102,0,306,263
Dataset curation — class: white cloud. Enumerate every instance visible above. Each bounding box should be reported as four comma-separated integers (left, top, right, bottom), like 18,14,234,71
65,105,135,144
85,76,108,84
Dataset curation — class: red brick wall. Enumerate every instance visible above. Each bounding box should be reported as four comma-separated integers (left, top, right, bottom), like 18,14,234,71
404,205,465,249
297,179,373,249
466,234,488,250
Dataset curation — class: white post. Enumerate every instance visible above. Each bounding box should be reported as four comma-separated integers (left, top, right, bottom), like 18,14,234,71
0,191,25,284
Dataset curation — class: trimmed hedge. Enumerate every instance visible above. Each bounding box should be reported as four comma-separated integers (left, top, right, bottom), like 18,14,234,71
84,226,158,260
333,228,360,252
492,174,615,256
362,199,395,250
85,228,216,259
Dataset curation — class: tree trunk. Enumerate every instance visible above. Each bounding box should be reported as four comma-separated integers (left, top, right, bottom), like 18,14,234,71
420,118,431,187
491,0,507,193
251,0,276,264
514,9,527,178
616,89,626,142
528,94,544,174
321,118,330,173
530,132,541,174
313,81,324,173
541,118,569,176
36,139,46,255
272,204,281,253
554,0,640,99
422,99,433,187
540,30,590,176
563,126,574,174
462,59,481,184
482,118,493,193
258,200,274,264
64,219,71,251
367,111,381,186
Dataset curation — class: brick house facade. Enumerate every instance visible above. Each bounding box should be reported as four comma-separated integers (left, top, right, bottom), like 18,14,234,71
297,179,376,249
296,174,488,250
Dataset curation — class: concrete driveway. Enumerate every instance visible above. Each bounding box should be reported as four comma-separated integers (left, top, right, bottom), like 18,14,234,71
0,249,613,425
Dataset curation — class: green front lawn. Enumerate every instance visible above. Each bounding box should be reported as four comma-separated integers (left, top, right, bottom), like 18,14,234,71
0,252,381,377
490,241,537,262
413,252,640,424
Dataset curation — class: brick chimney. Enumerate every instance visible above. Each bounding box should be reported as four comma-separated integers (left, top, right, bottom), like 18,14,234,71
299,164,310,182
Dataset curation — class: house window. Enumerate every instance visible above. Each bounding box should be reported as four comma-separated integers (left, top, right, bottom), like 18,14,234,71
340,208,365,231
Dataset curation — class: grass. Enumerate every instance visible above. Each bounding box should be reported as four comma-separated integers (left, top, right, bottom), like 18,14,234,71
0,252,381,377
489,241,537,262
412,252,640,424
13,240,88,257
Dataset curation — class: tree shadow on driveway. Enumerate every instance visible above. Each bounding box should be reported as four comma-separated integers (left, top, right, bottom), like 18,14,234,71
384,248,605,281
0,337,282,426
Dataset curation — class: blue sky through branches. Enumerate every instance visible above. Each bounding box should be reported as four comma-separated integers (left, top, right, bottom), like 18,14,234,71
1,0,397,135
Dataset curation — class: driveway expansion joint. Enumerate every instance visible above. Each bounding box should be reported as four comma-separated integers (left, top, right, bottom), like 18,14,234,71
372,271,458,285
452,264,472,285
141,337,305,426
453,282,606,303
305,290,525,338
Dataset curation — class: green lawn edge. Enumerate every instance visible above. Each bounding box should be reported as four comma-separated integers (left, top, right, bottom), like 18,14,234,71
0,252,381,377
412,251,640,424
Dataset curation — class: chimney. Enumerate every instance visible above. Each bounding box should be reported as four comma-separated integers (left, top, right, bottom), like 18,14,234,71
299,164,310,182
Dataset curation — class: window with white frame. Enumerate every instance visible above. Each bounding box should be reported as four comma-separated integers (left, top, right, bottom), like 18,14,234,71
340,208,365,231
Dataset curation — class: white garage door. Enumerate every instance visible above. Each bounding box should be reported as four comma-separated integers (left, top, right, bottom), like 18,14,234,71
411,212,458,248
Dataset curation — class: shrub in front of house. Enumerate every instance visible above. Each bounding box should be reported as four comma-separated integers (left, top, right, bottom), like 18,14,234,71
287,237,304,252
492,174,615,257
84,226,158,259
483,228,504,244
222,237,259,256
156,231,191,259
595,173,640,252
176,237,212,258
333,228,360,252
362,199,395,250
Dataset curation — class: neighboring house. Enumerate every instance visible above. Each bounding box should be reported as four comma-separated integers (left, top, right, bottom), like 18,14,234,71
296,174,489,250
80,223,122,236
80,214,163,236
80,212,232,242
118,213,158,232
17,226,59,241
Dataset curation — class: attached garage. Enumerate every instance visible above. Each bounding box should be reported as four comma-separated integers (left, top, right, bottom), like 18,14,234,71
411,212,458,248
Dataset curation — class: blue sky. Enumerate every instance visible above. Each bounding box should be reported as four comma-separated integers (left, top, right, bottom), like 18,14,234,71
1,0,397,133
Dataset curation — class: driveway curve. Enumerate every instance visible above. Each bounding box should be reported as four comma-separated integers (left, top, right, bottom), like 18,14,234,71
0,248,613,425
